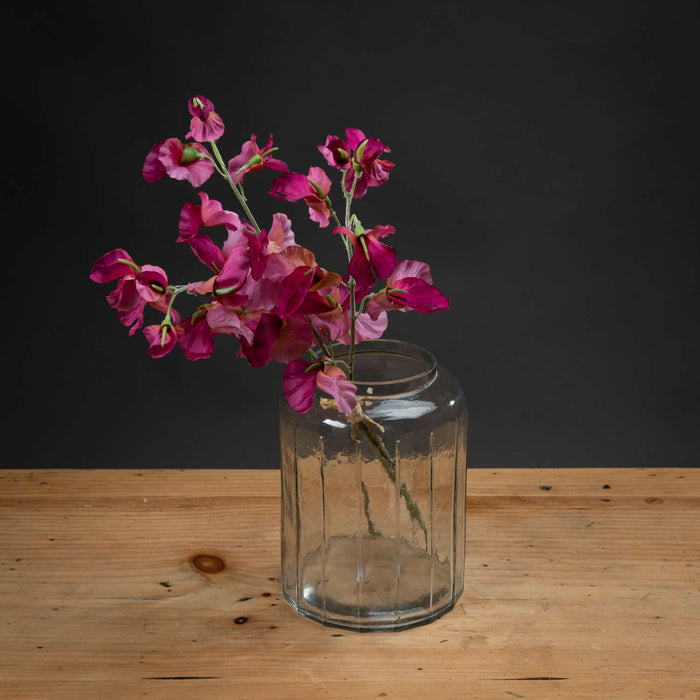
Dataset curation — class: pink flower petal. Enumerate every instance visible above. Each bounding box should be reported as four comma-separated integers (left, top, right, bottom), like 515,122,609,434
142,142,167,182
389,259,433,285
365,236,397,280
316,365,358,416
269,172,313,202
283,359,317,413
390,277,449,313
89,249,137,283
179,313,217,360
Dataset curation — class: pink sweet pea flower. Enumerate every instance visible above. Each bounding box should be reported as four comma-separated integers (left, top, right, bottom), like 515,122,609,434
106,278,148,335
277,265,342,319
205,302,255,344
143,138,215,187
237,313,314,368
319,129,394,199
333,224,397,298
227,134,288,184
91,251,174,336
134,265,169,304
283,359,358,416
269,166,333,227
179,308,217,361
143,322,183,358
311,283,389,345
178,193,243,273
367,259,449,318
89,249,139,283
186,96,224,142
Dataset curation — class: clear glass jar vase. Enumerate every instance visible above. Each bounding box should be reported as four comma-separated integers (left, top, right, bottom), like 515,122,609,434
280,339,468,631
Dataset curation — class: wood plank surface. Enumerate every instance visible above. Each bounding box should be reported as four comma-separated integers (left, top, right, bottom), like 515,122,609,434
1,467,699,699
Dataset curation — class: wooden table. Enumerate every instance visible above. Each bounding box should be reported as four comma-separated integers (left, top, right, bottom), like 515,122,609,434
1,468,699,699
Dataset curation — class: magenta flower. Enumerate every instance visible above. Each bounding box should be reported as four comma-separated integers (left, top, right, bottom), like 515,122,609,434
237,313,314,368
283,359,358,416
186,96,224,142
142,138,215,187
89,249,139,283
333,224,397,297
91,251,174,335
143,322,182,358
227,134,288,184
179,309,217,361
178,193,243,272
205,243,251,309
319,129,394,198
270,166,333,227
367,260,449,318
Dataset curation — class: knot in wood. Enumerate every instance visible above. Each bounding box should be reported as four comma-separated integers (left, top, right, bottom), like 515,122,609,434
192,554,225,573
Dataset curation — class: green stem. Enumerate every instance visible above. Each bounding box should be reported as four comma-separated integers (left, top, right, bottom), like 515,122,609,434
356,419,429,547
209,141,261,234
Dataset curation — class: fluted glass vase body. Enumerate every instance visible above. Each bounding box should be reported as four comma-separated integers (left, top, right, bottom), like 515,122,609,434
280,340,468,632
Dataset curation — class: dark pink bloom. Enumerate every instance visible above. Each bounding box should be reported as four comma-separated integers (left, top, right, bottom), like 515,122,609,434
106,278,147,335
186,96,224,142
227,134,288,184
91,251,174,336
142,142,167,182
317,135,352,171
178,193,242,272
270,166,333,227
283,359,358,416
211,243,251,308
334,224,397,298
319,129,394,198
143,138,215,187
89,249,139,283
277,265,341,319
310,283,388,345
179,309,217,361
134,265,168,304
367,259,449,318
143,323,182,358
237,313,314,368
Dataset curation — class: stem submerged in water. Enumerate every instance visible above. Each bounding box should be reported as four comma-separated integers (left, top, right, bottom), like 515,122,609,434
355,418,428,547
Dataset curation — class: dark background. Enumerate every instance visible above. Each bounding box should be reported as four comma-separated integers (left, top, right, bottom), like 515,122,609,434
2,2,699,469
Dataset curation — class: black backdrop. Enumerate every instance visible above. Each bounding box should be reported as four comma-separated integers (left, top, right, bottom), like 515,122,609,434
2,2,699,468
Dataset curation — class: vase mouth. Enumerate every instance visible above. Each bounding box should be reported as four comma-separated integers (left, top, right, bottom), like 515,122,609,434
330,339,437,397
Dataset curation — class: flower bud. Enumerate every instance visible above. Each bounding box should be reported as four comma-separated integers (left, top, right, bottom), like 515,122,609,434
181,146,199,164
355,139,368,161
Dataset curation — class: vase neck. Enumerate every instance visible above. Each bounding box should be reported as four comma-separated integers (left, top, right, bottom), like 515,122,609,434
332,340,437,398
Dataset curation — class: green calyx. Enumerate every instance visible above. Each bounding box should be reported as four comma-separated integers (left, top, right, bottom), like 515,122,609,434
308,178,327,199
181,146,200,164
215,285,239,295
117,258,142,274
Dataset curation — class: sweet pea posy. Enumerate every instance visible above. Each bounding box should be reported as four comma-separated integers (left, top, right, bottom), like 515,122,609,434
90,96,448,421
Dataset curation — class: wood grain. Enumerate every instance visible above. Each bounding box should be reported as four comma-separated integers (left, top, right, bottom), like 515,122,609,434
1,468,699,699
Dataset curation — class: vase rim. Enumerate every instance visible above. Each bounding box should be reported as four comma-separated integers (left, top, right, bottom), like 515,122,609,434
329,339,437,394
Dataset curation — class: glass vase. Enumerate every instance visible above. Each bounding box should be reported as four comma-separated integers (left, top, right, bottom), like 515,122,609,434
280,339,468,632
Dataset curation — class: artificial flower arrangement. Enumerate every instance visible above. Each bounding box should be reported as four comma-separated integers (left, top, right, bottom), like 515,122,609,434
90,96,448,432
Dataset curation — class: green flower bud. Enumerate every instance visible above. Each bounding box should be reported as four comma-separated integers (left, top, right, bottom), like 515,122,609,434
181,146,199,164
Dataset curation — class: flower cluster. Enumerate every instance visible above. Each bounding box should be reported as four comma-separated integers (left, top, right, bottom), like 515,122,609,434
90,96,448,419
